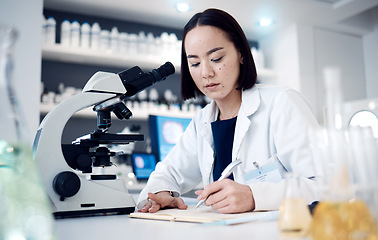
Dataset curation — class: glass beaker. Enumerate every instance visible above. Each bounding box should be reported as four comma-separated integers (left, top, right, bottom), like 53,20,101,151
278,173,312,238
0,24,56,240
309,127,378,240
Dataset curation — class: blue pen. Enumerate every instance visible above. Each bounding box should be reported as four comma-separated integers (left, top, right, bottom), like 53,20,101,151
195,159,242,209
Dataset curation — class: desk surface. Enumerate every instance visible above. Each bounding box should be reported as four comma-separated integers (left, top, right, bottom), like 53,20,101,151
54,196,283,240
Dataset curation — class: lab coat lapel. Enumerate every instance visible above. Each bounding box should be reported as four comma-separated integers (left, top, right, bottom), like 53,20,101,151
232,87,261,161
199,101,218,184
199,100,218,148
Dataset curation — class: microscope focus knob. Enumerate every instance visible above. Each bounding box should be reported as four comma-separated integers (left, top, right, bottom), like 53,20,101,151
53,171,81,200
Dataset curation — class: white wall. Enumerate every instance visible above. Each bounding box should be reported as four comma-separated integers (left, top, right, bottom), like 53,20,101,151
314,27,366,120
259,24,367,125
363,9,378,99
259,24,301,92
259,24,320,120
0,0,43,144
296,24,318,119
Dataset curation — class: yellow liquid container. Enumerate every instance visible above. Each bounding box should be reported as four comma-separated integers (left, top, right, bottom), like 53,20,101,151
308,68,378,240
278,173,312,238
279,198,312,238
310,200,378,240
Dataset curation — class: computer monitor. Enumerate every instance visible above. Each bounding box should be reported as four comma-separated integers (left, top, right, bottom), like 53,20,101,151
131,152,158,180
149,115,192,162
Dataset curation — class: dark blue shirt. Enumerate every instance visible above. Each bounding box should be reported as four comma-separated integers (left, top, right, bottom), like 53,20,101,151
211,116,237,181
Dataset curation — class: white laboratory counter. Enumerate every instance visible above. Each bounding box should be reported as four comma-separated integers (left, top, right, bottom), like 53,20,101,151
54,196,282,240
55,214,280,240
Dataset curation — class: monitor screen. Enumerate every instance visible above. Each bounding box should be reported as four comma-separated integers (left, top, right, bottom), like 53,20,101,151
149,115,191,162
131,153,158,180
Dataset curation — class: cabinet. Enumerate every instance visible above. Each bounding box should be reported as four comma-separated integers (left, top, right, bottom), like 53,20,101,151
40,8,276,121
40,45,196,120
40,44,276,120
40,8,277,151
42,44,181,71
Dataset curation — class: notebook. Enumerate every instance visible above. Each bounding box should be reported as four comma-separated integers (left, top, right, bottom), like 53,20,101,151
129,205,274,224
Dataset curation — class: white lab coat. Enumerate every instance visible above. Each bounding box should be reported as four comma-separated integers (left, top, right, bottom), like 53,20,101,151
137,84,320,211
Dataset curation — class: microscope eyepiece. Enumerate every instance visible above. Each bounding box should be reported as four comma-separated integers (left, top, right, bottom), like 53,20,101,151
118,62,175,97
150,61,175,83
94,62,175,130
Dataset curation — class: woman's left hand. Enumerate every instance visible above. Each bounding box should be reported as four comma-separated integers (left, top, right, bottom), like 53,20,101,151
138,191,188,213
195,179,255,213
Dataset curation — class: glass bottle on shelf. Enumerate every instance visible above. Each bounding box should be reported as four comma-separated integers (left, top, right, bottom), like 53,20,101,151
0,24,56,240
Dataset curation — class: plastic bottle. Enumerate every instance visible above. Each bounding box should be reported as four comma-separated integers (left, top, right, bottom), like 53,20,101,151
45,17,56,45
119,32,128,54
100,29,109,51
41,16,47,46
70,20,80,48
169,33,178,50
146,32,155,55
60,19,71,47
160,32,170,58
148,88,160,112
169,33,178,61
154,36,162,57
90,22,101,50
128,33,138,55
80,22,90,49
110,27,119,53
138,31,147,55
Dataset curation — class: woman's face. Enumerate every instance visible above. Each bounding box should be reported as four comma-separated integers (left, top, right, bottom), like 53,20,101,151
184,25,242,102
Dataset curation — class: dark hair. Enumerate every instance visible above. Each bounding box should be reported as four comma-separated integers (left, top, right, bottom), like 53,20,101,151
181,8,257,100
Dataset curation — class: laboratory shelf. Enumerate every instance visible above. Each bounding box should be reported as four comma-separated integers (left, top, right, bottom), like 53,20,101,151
39,103,197,120
40,44,276,120
42,44,181,71
42,45,276,79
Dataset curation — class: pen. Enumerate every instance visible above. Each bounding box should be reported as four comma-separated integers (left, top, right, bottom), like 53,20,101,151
195,159,242,209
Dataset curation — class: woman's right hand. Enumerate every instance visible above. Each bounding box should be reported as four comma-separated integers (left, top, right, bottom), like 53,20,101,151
138,191,188,213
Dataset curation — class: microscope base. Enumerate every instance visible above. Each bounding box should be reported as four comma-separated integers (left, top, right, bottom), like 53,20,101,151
54,206,135,219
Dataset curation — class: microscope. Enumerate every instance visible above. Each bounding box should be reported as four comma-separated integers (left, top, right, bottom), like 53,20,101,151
33,62,175,218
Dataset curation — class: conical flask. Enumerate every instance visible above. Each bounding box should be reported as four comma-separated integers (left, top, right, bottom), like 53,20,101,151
0,24,56,240
309,67,378,240
278,173,312,238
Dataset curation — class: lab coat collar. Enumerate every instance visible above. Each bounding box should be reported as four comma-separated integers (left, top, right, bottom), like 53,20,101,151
240,85,261,117
199,85,261,123
198,85,261,156
201,99,219,124
197,85,261,184
198,101,218,151
232,86,261,160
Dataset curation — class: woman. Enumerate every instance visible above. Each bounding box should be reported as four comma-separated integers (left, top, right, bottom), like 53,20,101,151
137,8,319,214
